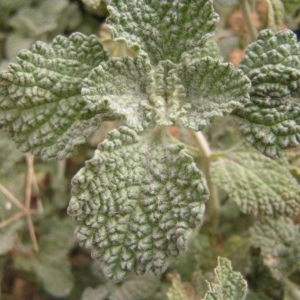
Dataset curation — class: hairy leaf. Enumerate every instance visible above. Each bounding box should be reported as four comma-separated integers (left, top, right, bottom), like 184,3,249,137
211,148,300,216
234,29,300,157
106,0,219,64
68,126,209,281
82,56,153,130
250,218,300,279
0,33,109,159
177,57,251,130
203,257,247,300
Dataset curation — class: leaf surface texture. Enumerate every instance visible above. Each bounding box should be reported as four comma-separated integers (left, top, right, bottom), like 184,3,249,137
68,126,209,281
0,33,109,159
234,30,300,157
211,149,300,216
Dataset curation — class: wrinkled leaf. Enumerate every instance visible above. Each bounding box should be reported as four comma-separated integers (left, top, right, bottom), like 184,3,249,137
211,148,300,216
0,33,109,159
106,0,219,64
177,57,250,130
82,56,152,130
203,257,247,300
234,29,300,157
68,126,209,281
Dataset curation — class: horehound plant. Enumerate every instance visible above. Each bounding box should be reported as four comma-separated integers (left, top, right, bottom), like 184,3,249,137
0,0,300,297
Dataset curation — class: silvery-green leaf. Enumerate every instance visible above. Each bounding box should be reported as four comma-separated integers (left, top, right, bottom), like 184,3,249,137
250,218,300,279
82,56,153,130
106,0,219,64
211,148,300,216
0,33,109,159
203,257,247,300
234,30,300,157
176,57,251,130
68,126,209,281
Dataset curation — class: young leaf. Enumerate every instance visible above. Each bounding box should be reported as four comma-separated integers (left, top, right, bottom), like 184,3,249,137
177,57,251,131
250,218,300,279
202,257,247,300
211,148,300,216
106,0,219,64
234,29,300,157
0,33,109,159
68,126,209,281
82,56,153,130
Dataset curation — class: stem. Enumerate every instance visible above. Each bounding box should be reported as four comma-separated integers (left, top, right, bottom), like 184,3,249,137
25,154,39,252
0,212,25,229
190,131,220,230
240,0,257,42
0,183,25,211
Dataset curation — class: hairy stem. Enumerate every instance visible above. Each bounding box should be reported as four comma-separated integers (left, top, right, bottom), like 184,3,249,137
190,131,220,230
240,0,257,41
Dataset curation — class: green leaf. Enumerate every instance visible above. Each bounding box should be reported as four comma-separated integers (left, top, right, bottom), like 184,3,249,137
106,0,219,64
68,126,209,281
0,33,109,159
210,148,300,216
202,257,247,300
234,29,300,157
177,57,251,131
82,56,153,130
250,218,300,279
14,217,75,297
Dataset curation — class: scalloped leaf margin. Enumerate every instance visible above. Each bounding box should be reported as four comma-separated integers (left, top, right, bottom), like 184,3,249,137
68,126,209,281
0,33,109,159
234,29,300,157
